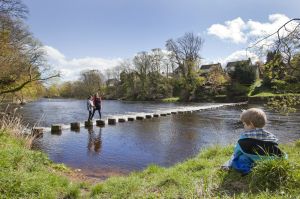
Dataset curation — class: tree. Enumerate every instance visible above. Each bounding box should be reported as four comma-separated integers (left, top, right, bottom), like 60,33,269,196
248,18,300,84
0,0,59,99
80,70,104,96
133,51,151,99
166,32,204,100
205,68,229,94
0,0,28,19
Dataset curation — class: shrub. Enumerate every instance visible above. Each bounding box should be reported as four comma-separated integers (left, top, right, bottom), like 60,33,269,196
266,96,300,115
227,82,249,97
295,140,300,148
250,158,295,191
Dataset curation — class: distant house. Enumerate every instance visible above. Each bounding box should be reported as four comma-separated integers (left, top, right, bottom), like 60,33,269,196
200,63,222,74
106,78,119,87
225,59,252,73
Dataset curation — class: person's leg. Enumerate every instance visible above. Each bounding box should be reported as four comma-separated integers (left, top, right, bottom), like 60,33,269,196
98,109,101,119
88,110,92,121
91,109,96,119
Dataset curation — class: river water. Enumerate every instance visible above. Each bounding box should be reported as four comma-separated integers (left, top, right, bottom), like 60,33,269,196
14,99,300,179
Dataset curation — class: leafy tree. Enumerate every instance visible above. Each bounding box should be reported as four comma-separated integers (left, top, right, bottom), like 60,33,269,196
79,70,104,97
133,51,151,99
263,52,286,88
205,68,229,95
229,60,258,85
0,0,58,100
166,32,204,100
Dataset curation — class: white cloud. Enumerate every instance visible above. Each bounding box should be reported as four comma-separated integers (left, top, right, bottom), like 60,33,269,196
207,13,296,44
42,46,122,81
208,17,247,43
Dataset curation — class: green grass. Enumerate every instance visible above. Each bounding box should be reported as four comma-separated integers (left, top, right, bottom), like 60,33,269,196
251,92,300,97
248,79,262,96
0,130,81,199
160,97,180,102
1,125,300,199
91,143,300,198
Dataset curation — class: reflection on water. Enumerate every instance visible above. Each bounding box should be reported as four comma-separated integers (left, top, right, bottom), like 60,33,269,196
87,127,102,154
29,100,300,178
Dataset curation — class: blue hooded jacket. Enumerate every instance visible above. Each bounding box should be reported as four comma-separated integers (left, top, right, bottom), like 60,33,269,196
231,137,286,174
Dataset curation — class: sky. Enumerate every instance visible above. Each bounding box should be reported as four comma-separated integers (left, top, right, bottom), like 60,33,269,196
22,0,300,81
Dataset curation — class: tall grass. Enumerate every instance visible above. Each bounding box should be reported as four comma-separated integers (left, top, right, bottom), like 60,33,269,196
0,108,81,198
0,108,34,148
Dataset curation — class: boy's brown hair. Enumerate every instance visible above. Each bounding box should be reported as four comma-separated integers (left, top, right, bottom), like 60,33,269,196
240,108,267,128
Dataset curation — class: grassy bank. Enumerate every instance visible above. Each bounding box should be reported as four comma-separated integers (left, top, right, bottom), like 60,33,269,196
251,92,300,97
91,142,300,198
1,117,299,198
0,129,83,198
247,92,300,103
159,97,180,103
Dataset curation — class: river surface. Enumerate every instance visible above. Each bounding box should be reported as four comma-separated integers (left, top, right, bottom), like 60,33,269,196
13,99,300,179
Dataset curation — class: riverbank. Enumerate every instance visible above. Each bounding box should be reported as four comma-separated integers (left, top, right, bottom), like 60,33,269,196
0,129,83,198
1,123,299,198
248,93,300,103
90,142,300,198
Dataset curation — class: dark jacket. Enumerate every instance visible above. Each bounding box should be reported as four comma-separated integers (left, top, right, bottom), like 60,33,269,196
93,97,101,109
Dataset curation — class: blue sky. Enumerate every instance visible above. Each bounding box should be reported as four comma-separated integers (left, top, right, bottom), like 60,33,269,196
23,0,300,80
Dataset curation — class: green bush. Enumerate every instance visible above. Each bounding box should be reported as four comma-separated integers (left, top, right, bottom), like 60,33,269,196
227,82,249,97
250,158,295,192
270,79,287,93
295,140,300,148
266,95,300,115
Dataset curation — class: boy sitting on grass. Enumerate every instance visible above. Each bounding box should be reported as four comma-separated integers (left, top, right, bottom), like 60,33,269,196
222,108,285,175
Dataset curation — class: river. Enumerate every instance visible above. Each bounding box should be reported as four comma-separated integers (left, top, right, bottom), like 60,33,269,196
13,99,300,179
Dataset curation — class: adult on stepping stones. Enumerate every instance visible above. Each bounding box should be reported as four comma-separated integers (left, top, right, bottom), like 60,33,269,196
87,95,95,121
92,92,102,119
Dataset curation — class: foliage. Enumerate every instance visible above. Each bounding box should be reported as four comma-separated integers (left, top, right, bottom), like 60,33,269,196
266,95,300,115
0,0,58,100
227,82,249,97
248,79,262,96
263,52,286,87
166,33,204,101
160,97,180,102
250,158,295,192
228,60,258,84
199,68,229,98
46,70,105,99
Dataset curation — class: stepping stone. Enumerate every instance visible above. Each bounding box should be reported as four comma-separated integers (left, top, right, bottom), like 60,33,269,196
108,118,117,125
145,114,152,119
136,116,144,120
96,120,105,126
70,122,80,130
51,124,62,134
85,120,93,127
118,118,126,122
128,117,135,121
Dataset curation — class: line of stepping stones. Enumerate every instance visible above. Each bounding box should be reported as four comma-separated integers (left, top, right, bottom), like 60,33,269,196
31,110,197,136
31,102,247,137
